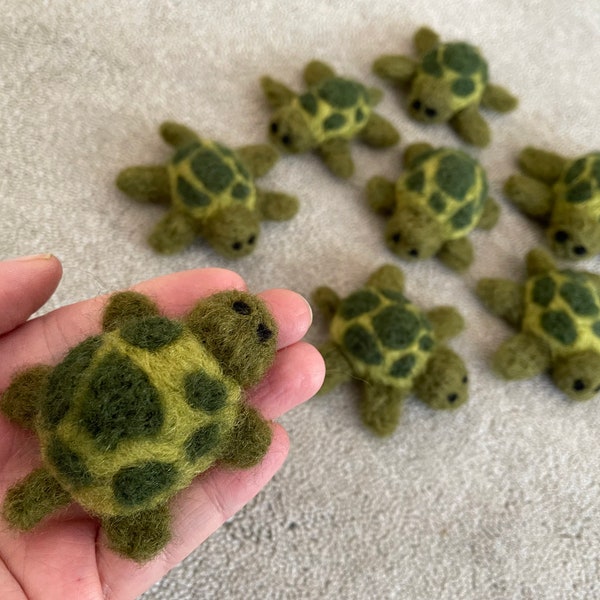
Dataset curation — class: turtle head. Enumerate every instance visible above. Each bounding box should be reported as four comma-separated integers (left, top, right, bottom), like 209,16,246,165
384,202,444,260
552,350,600,401
547,211,600,260
407,74,456,123
268,105,315,154
186,290,277,387
203,205,260,259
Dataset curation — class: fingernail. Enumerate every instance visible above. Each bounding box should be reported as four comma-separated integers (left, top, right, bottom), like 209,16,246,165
12,253,55,262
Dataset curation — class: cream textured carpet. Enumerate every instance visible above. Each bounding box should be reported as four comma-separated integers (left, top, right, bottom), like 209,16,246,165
2,1,600,598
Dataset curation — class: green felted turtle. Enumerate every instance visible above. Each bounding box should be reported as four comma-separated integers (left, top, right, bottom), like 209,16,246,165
504,147,600,260
313,265,468,436
0,289,277,561
373,26,517,147
261,60,400,178
116,121,299,258
367,143,500,272
477,248,600,400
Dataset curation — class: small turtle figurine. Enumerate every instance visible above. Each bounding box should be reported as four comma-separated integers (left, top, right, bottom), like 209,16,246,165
367,143,500,272
477,248,600,400
373,26,517,147
504,147,600,260
116,121,299,258
0,289,277,561
313,265,468,436
261,60,400,178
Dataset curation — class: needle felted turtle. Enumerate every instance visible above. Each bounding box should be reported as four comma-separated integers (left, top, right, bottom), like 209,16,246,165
504,147,600,260
0,289,278,561
367,142,500,272
261,60,400,178
477,248,600,401
116,121,299,258
313,265,468,436
373,26,517,147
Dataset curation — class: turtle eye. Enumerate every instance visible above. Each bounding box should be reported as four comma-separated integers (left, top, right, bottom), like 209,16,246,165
391,232,401,243
573,379,586,391
232,241,243,251
270,122,279,134
425,107,437,118
462,375,468,384
554,230,569,243
573,245,587,256
594,384,600,393
447,393,458,403
257,322,273,342
408,248,419,257
411,100,422,111
232,300,252,315
247,234,256,245
281,134,291,145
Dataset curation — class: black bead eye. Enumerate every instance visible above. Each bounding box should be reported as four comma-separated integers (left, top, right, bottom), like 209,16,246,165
232,300,252,315
409,248,419,257
232,241,242,251
411,100,422,110
247,234,256,245
462,375,468,384
257,322,273,342
573,245,587,256
447,393,458,403
573,379,586,391
391,232,401,243
594,384,600,393
425,107,437,117
554,230,569,243
270,122,279,134
281,134,291,145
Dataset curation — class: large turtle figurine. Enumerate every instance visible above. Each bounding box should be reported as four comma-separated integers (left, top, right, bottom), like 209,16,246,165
116,121,299,258
504,147,600,260
477,248,600,400
0,289,278,561
261,60,400,178
313,265,468,436
373,26,517,147
367,142,500,272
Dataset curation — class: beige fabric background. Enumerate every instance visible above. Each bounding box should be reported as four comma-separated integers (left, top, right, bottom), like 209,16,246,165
2,1,600,598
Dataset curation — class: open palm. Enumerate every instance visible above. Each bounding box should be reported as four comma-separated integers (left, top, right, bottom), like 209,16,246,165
0,255,324,600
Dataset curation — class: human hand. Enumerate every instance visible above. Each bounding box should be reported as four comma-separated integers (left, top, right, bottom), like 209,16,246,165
0,254,324,600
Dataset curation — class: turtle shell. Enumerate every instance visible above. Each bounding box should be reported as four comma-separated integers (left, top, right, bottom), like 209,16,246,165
523,268,600,358
552,152,600,218
35,317,242,517
396,147,488,240
330,286,436,388
167,138,257,219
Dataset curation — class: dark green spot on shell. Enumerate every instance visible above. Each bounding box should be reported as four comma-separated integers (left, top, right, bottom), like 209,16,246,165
343,324,383,365
340,290,381,320
389,354,417,378
564,158,586,184
443,43,481,76
81,351,163,450
451,77,476,97
47,436,93,488
112,461,177,508
372,306,421,350
120,316,183,351
406,170,425,193
232,183,251,200
323,113,347,131
172,141,201,164
299,92,318,115
435,153,476,200
318,78,360,109
355,107,365,122
419,335,435,351
421,51,443,77
532,276,556,307
540,310,577,346
559,281,599,316
177,176,211,207
380,289,407,303
593,321,600,337
451,202,475,230
429,191,446,213
43,335,102,428
191,150,234,194
566,181,593,203
184,371,228,413
185,424,221,462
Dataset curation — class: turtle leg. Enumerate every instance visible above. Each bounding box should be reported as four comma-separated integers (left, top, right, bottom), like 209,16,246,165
311,288,341,322
102,504,171,562
358,113,400,148
220,405,272,469
303,60,336,86
101,291,161,332
235,144,279,178
425,307,464,342
492,332,551,380
260,76,296,109
414,26,440,55
3,468,71,530
518,147,567,184
367,264,405,292
317,342,353,395
116,166,171,204
414,346,468,410
366,176,396,216
159,121,200,148
318,138,354,179
476,278,525,328
360,383,406,437
525,248,557,276
449,105,491,148
367,87,384,107
477,197,500,230
256,188,299,221
436,237,474,272
504,174,553,220
148,209,197,254
403,142,434,169
0,365,51,430
481,84,518,113
372,55,417,83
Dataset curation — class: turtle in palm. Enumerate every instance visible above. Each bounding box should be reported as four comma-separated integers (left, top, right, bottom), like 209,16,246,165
367,142,500,272
0,289,277,561
373,26,517,147
313,265,469,436
261,60,400,178
504,147,600,260
116,121,299,258
477,248,600,400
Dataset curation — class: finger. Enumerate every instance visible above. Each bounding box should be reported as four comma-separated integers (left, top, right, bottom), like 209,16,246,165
0,255,62,335
249,341,325,419
96,423,289,600
258,289,313,349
